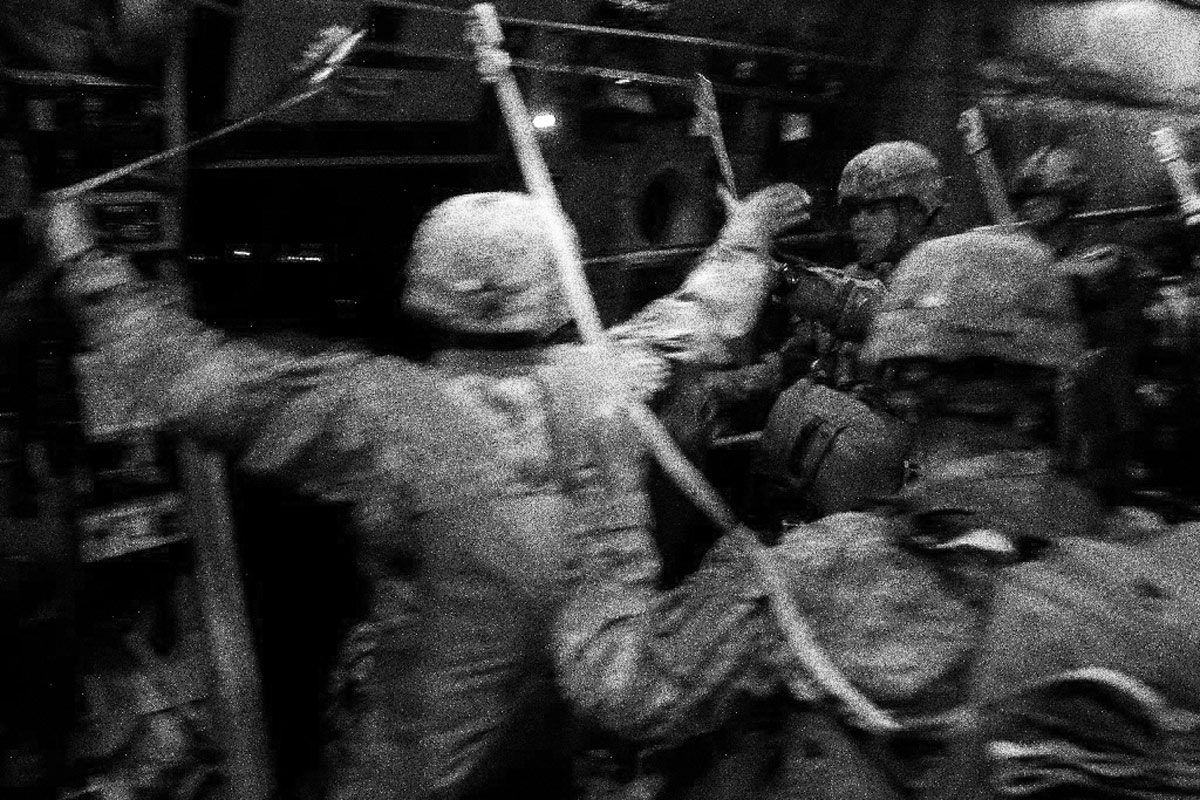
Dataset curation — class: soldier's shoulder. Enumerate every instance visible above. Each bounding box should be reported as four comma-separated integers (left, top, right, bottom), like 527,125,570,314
542,343,630,403
774,511,895,566
539,343,640,447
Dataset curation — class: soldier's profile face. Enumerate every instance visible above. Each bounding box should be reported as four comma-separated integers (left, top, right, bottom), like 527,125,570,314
848,200,903,264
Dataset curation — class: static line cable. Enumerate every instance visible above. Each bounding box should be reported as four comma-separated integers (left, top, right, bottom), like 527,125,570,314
46,27,367,201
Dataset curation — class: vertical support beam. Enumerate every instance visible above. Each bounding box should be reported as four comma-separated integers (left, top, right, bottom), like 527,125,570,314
162,11,273,800
179,441,273,800
945,0,989,232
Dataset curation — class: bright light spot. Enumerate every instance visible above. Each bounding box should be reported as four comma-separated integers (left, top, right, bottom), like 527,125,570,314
232,249,251,258
532,112,557,130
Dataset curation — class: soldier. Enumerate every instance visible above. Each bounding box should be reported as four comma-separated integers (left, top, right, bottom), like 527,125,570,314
40,198,515,800
718,141,946,523
552,229,1200,799
836,140,945,280
1009,144,1159,505
393,185,807,800
714,141,945,403
45,183,810,800
1010,145,1090,256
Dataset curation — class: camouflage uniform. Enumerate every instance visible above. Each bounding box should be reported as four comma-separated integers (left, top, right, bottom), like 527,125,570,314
55,246,509,800
52,185,807,800
749,260,890,400
397,188,804,799
1009,146,1160,502
554,230,1146,800
729,143,945,522
715,141,944,404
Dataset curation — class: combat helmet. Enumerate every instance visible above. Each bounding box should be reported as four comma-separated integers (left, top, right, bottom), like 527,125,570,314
400,192,572,337
837,141,945,220
1010,146,1090,207
861,230,1085,370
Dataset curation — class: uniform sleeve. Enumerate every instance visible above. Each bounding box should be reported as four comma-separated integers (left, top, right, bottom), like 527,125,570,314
558,506,988,745
606,225,778,402
64,251,481,511
554,497,783,745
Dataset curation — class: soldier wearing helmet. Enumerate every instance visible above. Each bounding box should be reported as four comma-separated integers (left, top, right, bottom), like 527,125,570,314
715,141,946,403
837,140,945,272
389,184,810,800
45,181,810,800
1009,145,1090,255
554,228,1197,800
708,142,946,524
1006,145,1163,505
401,192,574,340
775,141,946,393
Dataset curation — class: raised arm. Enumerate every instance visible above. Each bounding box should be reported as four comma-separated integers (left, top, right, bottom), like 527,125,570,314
607,184,811,401
48,200,489,511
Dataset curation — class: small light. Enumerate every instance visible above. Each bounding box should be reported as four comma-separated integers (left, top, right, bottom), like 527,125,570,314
232,249,251,258
532,112,557,130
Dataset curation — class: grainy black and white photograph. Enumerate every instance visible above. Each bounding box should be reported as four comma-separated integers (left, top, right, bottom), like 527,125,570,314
2,1,1200,798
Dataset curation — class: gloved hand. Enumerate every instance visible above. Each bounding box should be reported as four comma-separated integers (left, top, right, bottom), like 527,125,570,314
38,197,98,265
37,196,138,305
718,183,812,249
